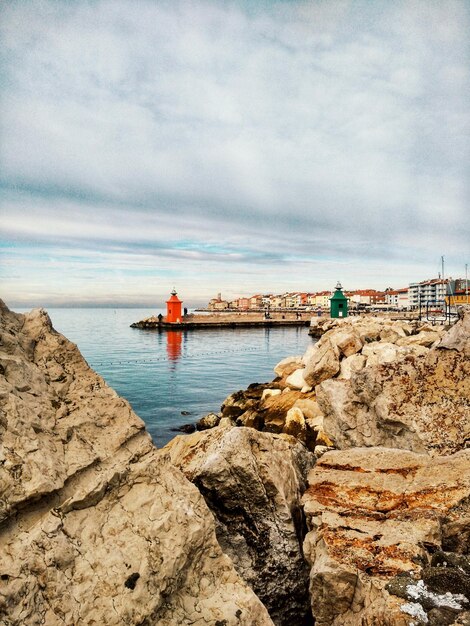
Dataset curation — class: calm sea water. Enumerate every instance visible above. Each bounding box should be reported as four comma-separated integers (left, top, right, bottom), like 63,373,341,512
46,308,314,447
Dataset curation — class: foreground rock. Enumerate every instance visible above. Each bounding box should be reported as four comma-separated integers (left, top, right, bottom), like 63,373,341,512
302,447,470,626
166,425,316,626
0,302,273,625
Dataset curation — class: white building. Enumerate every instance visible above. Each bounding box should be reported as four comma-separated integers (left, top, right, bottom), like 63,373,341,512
408,279,447,309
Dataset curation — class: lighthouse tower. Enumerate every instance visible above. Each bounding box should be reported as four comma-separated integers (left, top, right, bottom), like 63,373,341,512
166,289,183,323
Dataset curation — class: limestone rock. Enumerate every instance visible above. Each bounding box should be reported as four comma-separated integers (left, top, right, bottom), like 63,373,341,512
283,407,307,441
262,390,314,433
316,337,470,456
396,329,443,348
197,411,221,430
285,367,307,390
437,305,470,357
302,447,470,626
338,353,366,379
303,339,340,387
261,388,282,401
0,302,273,626
274,356,303,378
166,426,316,626
329,328,363,357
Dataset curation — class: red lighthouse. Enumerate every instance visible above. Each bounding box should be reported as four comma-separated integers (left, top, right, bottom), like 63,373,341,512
166,289,183,323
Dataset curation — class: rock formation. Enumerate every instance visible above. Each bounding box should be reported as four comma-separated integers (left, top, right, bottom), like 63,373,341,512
166,425,315,626
302,447,470,626
0,301,273,625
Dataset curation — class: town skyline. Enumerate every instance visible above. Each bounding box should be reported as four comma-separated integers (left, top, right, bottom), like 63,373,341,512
1,1,469,309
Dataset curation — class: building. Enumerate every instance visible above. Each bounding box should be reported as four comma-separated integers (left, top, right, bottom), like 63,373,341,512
314,291,332,308
385,288,409,309
350,289,386,306
208,293,229,311
408,279,447,310
250,295,263,309
446,279,470,306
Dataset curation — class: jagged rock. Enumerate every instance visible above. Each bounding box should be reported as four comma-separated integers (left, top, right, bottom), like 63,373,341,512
261,388,282,401
316,316,470,455
283,407,307,442
221,390,259,418
236,409,264,429
302,447,470,626
437,305,470,357
0,302,273,626
396,330,443,348
166,426,316,626
196,412,221,430
338,353,367,379
303,339,340,387
293,397,323,421
262,390,314,433
285,367,307,390
274,356,303,378
329,329,363,357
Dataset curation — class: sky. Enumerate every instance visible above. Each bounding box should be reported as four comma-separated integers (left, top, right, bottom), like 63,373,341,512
1,0,469,308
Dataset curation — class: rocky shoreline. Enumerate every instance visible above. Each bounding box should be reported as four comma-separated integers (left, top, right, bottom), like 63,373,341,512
1,300,469,625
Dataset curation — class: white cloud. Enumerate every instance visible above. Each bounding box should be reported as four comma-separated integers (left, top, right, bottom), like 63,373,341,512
0,0,469,305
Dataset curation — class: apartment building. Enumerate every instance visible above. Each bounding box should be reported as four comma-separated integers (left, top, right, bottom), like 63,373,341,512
408,279,447,309
385,288,409,309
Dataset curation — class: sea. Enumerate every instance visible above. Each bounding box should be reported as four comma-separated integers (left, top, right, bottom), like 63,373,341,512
45,308,315,447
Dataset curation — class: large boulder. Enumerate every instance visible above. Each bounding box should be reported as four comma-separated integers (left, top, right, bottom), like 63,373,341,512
274,355,303,378
437,305,470,356
316,317,470,455
303,339,340,387
302,447,470,626
0,302,273,626
166,426,316,626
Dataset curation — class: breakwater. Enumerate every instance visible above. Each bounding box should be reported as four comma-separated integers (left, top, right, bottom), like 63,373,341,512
131,311,311,330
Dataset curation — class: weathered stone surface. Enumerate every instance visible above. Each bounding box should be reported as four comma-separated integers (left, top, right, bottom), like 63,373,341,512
303,339,340,387
330,329,363,357
261,388,282,401
285,367,307,390
166,426,316,626
302,447,470,626
338,353,367,379
283,407,307,442
274,355,303,378
316,327,470,455
0,302,273,626
196,411,221,430
437,305,470,357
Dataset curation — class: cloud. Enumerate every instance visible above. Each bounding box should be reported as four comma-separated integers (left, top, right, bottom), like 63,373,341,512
0,0,469,306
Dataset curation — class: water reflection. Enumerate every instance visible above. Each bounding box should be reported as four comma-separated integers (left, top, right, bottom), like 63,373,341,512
166,330,183,362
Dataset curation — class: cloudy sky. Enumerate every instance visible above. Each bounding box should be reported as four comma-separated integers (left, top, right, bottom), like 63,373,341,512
1,0,469,308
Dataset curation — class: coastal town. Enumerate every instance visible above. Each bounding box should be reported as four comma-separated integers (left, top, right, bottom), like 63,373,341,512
207,276,470,312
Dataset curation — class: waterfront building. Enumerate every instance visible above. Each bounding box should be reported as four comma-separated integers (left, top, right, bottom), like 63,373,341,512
350,289,386,306
250,295,263,309
408,279,447,309
314,291,332,308
238,297,250,311
385,288,409,309
208,293,229,311
446,279,470,306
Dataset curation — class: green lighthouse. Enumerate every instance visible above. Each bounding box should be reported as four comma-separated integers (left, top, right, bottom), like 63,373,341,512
330,281,348,318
